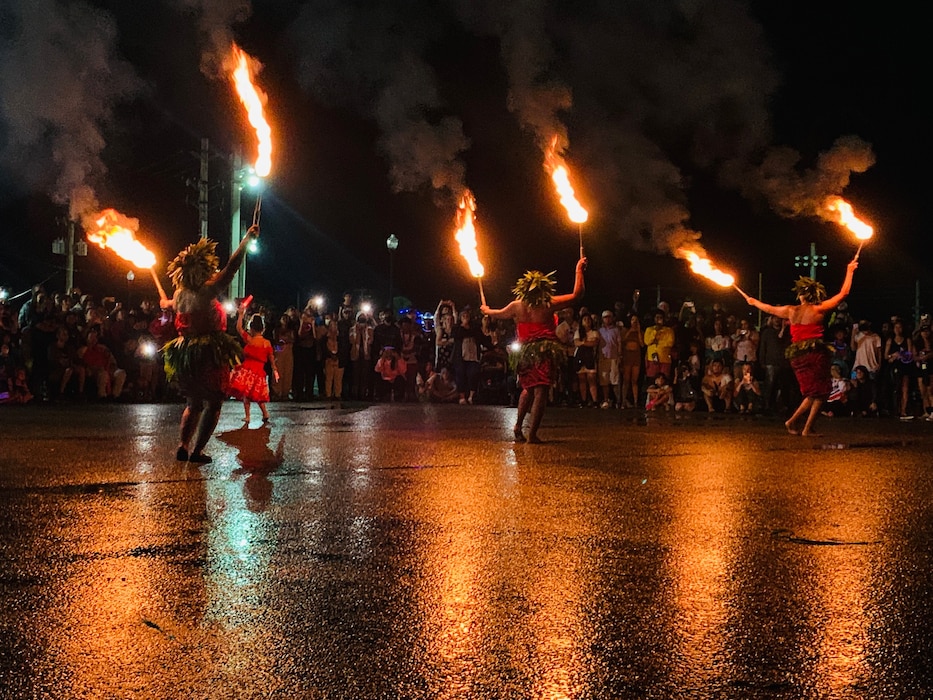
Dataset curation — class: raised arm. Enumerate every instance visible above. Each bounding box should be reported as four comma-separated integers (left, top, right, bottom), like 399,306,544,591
817,257,859,312
551,257,587,309
480,299,523,319
737,287,792,320
210,224,260,292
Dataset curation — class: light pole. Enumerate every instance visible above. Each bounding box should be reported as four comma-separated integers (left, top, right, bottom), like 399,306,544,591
386,234,399,312
229,149,264,300
126,270,135,309
794,242,828,280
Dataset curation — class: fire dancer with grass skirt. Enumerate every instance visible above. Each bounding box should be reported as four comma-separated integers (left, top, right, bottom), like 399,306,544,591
737,256,858,436
481,257,586,443
161,224,259,463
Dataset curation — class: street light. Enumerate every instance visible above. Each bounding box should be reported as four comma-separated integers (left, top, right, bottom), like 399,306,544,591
230,150,265,300
794,242,828,280
386,234,399,312
126,270,135,309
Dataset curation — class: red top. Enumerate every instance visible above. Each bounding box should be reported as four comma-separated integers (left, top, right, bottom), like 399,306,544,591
175,299,227,336
241,341,273,374
517,319,557,343
790,323,823,343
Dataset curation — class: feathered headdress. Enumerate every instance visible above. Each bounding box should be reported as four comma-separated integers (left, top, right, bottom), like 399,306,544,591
512,270,557,307
167,238,219,290
792,276,827,303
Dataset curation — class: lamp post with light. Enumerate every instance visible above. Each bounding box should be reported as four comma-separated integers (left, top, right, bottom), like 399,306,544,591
229,149,264,300
386,234,399,312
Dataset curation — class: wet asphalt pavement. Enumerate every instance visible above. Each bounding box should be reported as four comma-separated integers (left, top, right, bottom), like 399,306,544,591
1,401,932,699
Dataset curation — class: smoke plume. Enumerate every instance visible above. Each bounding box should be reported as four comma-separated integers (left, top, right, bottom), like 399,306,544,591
0,0,141,219
287,0,470,202
171,0,252,77
747,135,876,223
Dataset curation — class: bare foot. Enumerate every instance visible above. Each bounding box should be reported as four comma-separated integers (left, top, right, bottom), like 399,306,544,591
513,427,526,443
527,434,543,444
785,420,799,435
799,430,821,437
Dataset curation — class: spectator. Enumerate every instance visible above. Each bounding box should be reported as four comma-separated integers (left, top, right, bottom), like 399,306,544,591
644,309,676,387
426,365,459,403
434,300,456,372
620,313,644,409
293,300,318,401
884,318,915,419
645,372,673,411
733,362,762,414
758,314,790,412
822,362,851,417
705,317,732,369
914,322,933,420
271,313,295,401
451,308,487,405
850,319,882,379
374,346,406,402
701,358,733,413
673,362,697,412
597,310,621,408
77,327,127,400
731,318,759,380
398,315,423,401
349,311,375,400
573,311,599,407
850,365,878,417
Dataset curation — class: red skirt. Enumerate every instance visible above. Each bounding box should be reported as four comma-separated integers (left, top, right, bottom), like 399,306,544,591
229,364,270,403
791,350,831,399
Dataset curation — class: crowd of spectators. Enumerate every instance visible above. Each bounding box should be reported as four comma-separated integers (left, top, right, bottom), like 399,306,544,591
2,284,931,421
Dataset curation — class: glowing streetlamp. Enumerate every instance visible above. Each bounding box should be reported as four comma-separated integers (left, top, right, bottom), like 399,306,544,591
386,234,399,312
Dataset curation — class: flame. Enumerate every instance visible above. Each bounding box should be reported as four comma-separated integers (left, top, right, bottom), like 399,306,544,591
678,249,735,287
231,44,272,177
455,192,485,279
85,208,156,269
545,137,588,224
825,196,873,240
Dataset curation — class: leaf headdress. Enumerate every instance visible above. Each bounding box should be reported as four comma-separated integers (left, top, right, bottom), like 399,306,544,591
792,276,827,304
512,270,557,308
167,238,220,290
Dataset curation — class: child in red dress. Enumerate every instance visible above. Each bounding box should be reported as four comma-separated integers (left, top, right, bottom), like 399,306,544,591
230,304,279,424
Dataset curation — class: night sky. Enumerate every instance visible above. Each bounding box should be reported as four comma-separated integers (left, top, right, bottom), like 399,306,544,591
0,0,928,323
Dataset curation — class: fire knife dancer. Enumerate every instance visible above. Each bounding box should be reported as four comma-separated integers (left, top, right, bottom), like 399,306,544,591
161,224,260,463
481,257,586,443
737,256,858,436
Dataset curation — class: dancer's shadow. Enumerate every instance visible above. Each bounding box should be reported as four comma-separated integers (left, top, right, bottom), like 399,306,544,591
216,424,285,512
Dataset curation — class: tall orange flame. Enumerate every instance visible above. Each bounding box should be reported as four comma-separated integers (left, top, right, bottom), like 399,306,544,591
231,44,272,177
544,137,588,224
455,192,485,279
85,208,156,269
678,249,735,287
825,196,873,241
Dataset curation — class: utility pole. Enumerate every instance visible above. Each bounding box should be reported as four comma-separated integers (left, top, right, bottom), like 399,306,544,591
199,138,209,240
230,149,245,300
52,218,87,292
794,242,828,279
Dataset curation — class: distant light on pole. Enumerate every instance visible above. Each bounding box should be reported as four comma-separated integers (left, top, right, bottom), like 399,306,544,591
386,234,398,312
794,242,827,279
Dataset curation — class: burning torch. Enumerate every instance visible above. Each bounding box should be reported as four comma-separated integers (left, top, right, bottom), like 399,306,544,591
455,192,487,306
545,136,589,257
825,196,873,260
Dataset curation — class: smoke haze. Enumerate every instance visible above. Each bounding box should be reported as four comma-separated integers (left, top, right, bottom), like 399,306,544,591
0,0,141,218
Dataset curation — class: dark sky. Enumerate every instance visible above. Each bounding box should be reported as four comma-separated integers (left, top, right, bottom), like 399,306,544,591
0,0,928,322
